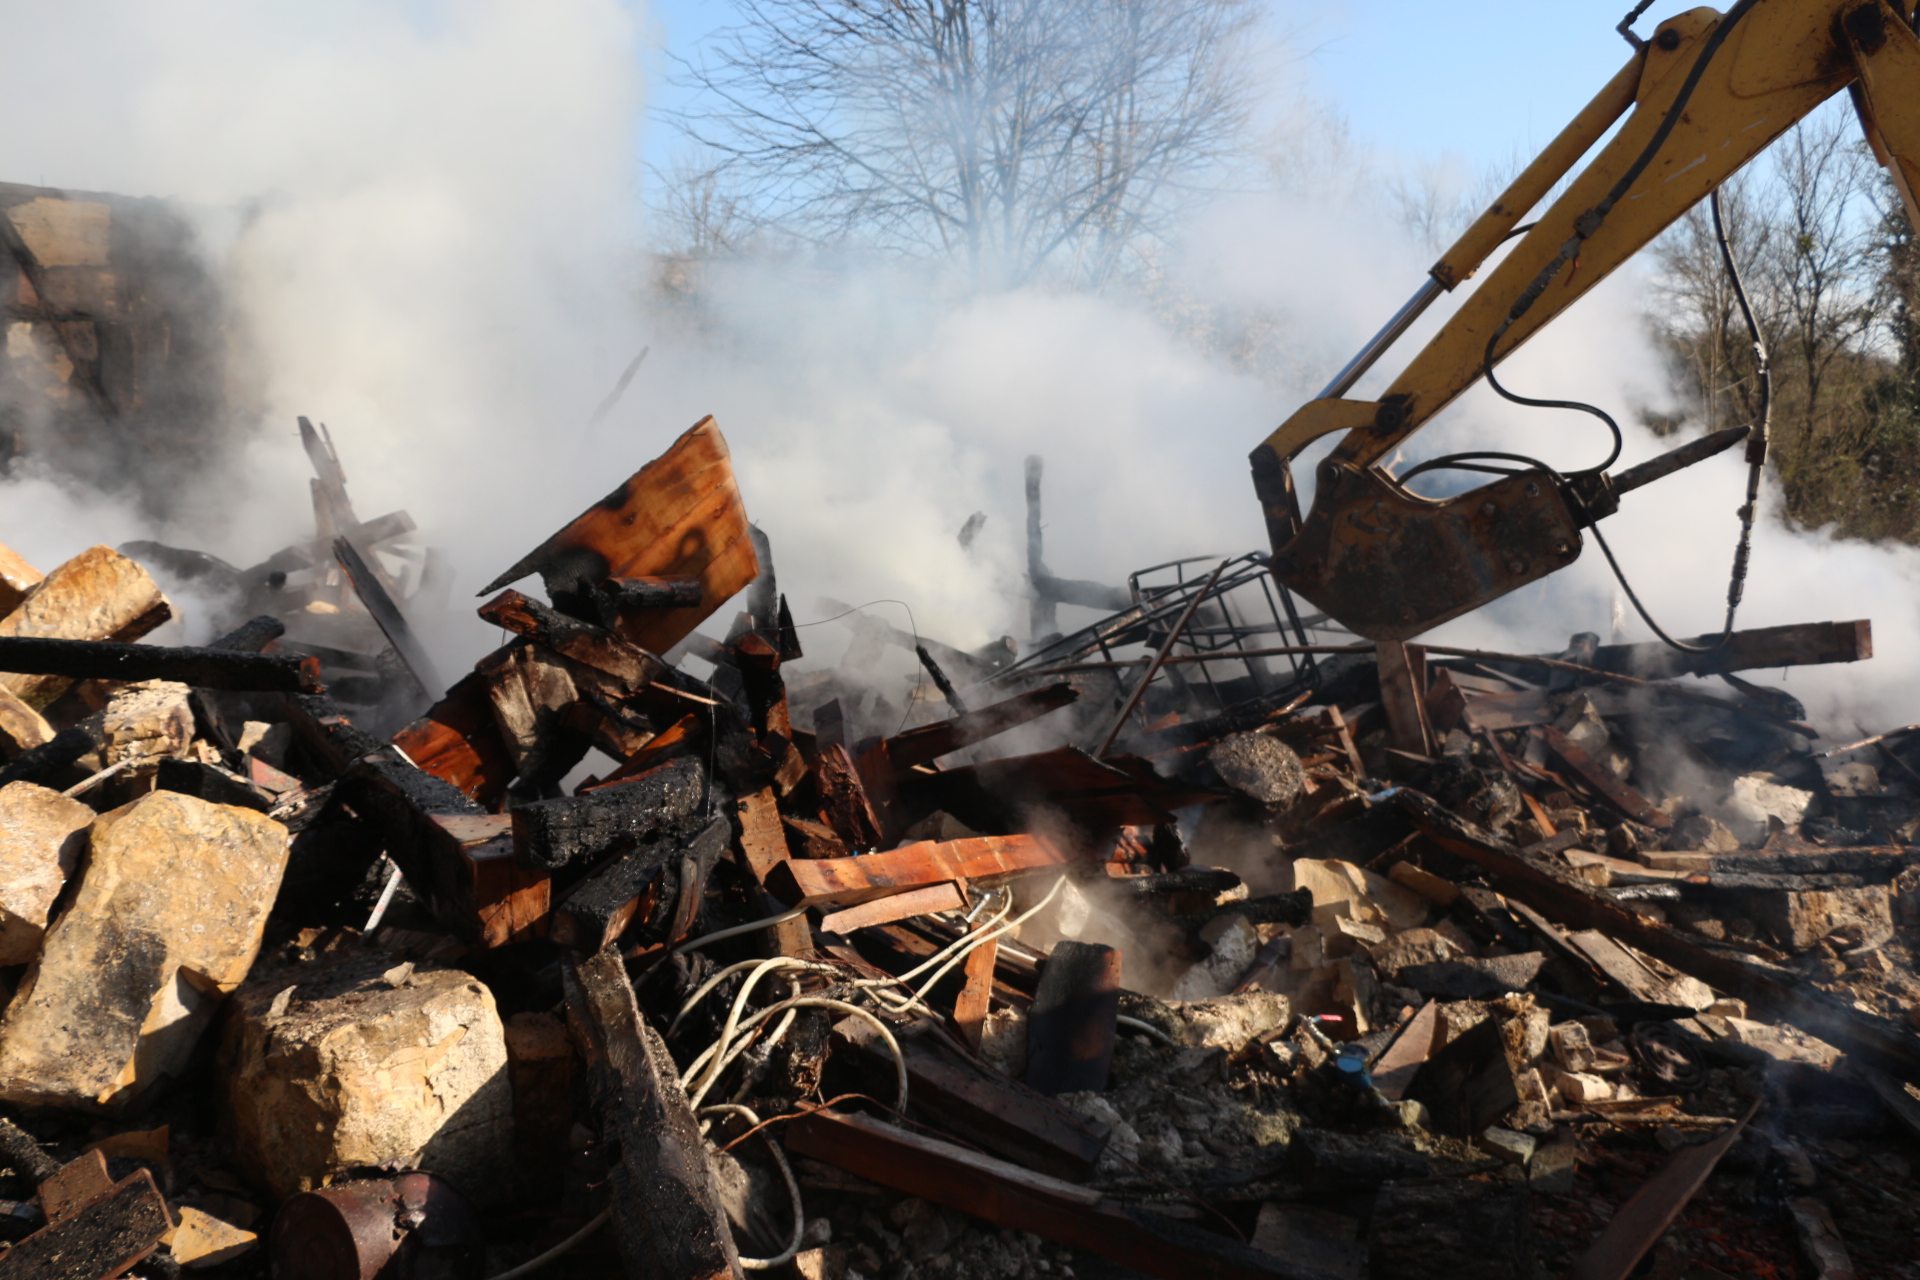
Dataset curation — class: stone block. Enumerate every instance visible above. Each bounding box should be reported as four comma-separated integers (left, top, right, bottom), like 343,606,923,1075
1548,1022,1595,1073
1477,1126,1536,1166
1174,991,1291,1050
100,681,195,773
1365,927,1463,979
0,687,53,760
0,546,171,710
0,783,94,966
1666,814,1738,853
0,540,42,617
1743,884,1893,952
0,790,287,1113
1549,1068,1613,1105
221,952,512,1204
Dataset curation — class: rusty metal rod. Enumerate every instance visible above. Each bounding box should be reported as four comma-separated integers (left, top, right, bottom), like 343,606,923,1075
1091,559,1229,758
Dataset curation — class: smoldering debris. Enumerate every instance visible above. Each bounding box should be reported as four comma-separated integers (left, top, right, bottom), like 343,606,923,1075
1,409,1919,1280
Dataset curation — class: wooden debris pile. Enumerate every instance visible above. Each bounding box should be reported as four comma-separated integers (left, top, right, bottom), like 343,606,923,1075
0,418,1916,1280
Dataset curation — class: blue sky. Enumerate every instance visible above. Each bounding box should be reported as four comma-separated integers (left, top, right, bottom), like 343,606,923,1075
641,0,1651,174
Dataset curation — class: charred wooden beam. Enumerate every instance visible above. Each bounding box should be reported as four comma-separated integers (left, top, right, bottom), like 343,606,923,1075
551,816,729,953
565,951,742,1280
333,536,441,697
766,834,1069,910
1376,640,1434,757
1538,725,1672,829
1580,619,1870,681
243,509,417,582
282,691,546,946
209,614,286,653
783,1109,1315,1280
883,683,1079,770
0,635,320,692
1025,941,1121,1096
904,746,1220,833
598,575,704,614
0,1160,171,1279
818,882,967,936
831,1018,1108,1181
813,743,884,849
1395,789,1920,1083
511,758,706,870
0,713,106,790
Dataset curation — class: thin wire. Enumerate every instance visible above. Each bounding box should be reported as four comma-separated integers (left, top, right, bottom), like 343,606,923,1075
785,598,926,735
700,1104,805,1271
480,1210,610,1280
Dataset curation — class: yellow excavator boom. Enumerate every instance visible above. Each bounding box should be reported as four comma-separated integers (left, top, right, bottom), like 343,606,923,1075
1255,0,1920,640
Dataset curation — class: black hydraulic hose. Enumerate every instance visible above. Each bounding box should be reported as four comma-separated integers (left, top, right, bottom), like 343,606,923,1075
1480,0,1766,479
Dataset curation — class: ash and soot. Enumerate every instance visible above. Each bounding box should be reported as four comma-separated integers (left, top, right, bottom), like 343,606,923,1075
2,3,1920,1280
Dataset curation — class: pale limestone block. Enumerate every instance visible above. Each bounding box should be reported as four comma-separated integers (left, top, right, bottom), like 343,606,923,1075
0,791,287,1113
0,782,94,964
0,546,171,709
220,954,513,1203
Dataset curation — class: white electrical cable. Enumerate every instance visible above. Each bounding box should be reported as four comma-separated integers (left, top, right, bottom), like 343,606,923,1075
669,958,840,1038
480,1208,610,1280
1116,1015,1177,1046
691,958,820,1104
701,1104,805,1272
673,905,811,956
685,998,908,1112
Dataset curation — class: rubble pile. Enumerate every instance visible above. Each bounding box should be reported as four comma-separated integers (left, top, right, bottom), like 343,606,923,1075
0,417,1916,1280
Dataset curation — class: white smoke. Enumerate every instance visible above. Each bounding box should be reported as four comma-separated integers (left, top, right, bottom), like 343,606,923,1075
1,0,1917,739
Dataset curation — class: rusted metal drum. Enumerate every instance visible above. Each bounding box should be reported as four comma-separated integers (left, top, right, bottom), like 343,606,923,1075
271,1173,481,1280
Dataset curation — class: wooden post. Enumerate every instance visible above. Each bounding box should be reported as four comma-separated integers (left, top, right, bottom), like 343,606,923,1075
564,951,742,1280
1025,941,1121,1096
954,930,999,1051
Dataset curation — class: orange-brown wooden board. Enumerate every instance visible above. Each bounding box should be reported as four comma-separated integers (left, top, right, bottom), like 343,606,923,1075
478,417,758,656
392,672,517,807
767,834,1068,909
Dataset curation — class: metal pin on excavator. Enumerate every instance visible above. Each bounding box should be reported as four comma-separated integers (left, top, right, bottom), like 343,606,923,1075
1255,0,1920,641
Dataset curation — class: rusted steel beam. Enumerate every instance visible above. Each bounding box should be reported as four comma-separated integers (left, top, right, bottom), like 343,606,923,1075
1537,725,1672,829
765,834,1068,910
1395,790,1920,1083
0,636,320,692
479,416,758,656
782,1109,1315,1280
565,951,742,1280
883,683,1080,770
1025,941,1122,1096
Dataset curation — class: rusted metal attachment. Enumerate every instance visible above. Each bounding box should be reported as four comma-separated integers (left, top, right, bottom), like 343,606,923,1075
270,1173,482,1280
1271,461,1583,641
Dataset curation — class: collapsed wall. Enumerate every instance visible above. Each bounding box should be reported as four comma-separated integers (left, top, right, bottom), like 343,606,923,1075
0,181,234,516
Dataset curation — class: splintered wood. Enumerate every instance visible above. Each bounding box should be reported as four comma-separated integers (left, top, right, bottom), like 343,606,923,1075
478,417,759,656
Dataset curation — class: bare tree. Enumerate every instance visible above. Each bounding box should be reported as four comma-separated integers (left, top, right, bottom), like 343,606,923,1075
1769,113,1883,437
669,0,1258,289
1648,170,1779,435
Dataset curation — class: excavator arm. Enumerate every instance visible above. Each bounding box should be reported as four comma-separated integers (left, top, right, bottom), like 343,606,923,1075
1256,0,1920,640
